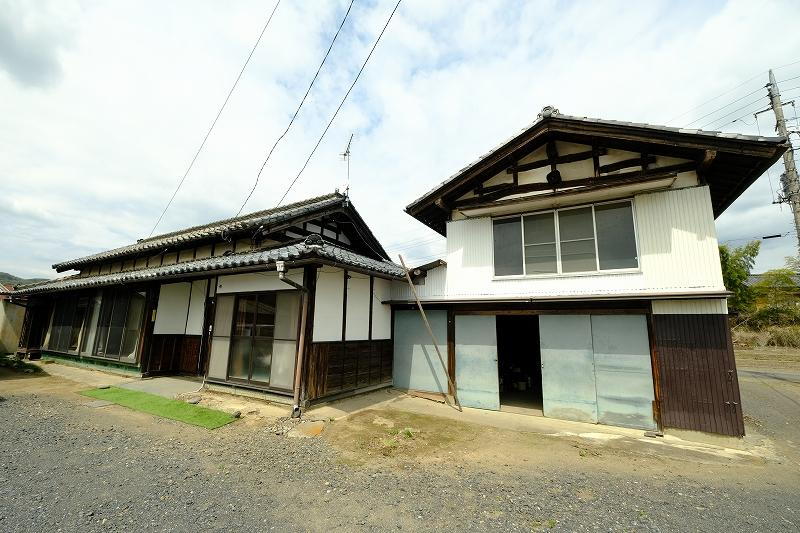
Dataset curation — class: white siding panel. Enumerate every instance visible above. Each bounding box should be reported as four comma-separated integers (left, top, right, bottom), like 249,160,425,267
313,268,344,342
185,279,208,335
345,273,370,340
438,185,725,300
391,265,448,301
372,277,392,340
154,282,191,334
636,186,724,291
652,299,728,315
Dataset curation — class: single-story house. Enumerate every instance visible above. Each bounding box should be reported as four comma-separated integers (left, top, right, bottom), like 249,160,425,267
10,193,403,415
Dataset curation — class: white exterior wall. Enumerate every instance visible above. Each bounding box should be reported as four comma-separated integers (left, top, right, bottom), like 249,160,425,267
153,282,191,334
394,185,725,301
652,299,728,314
372,278,392,340
345,273,371,340
313,268,345,341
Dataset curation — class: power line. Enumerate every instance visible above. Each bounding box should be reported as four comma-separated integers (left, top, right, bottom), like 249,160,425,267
684,85,766,127
235,0,356,216
665,58,800,124
275,0,402,208
147,0,281,237
699,95,769,129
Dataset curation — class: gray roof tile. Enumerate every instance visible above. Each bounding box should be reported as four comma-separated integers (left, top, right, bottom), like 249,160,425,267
11,239,404,295
53,192,346,272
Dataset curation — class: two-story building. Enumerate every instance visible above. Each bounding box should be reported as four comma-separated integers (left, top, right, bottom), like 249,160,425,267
390,107,787,437
8,108,787,438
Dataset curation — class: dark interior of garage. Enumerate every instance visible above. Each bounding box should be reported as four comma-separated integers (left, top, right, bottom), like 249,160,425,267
496,315,542,414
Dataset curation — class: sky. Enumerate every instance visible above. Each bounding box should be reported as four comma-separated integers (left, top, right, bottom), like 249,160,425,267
2,0,800,279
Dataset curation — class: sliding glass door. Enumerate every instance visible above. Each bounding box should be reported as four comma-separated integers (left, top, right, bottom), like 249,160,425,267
228,293,276,385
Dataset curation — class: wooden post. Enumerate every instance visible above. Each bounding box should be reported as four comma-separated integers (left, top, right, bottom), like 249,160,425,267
398,254,461,411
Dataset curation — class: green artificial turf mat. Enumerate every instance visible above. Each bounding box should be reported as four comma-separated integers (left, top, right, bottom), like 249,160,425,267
81,386,235,429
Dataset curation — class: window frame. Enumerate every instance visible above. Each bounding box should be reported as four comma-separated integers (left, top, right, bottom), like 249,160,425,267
491,198,640,279
226,291,278,386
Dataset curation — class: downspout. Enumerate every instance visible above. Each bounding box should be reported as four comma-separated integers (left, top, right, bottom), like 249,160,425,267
276,261,308,418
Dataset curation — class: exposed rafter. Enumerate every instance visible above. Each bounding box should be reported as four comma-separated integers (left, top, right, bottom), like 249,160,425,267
453,162,696,209
506,147,608,174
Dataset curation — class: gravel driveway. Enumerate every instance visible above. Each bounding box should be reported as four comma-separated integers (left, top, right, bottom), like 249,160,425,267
1,369,798,532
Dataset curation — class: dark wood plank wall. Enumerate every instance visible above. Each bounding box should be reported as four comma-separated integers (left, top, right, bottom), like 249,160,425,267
651,314,744,437
147,334,202,375
305,340,392,400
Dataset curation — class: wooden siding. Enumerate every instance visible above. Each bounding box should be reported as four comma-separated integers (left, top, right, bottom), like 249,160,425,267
305,340,392,400
651,314,744,437
147,334,202,375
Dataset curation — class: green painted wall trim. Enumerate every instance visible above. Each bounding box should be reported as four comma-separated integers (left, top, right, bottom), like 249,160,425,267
41,351,142,376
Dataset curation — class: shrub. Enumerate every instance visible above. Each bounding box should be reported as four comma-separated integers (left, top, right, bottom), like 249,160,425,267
747,305,800,329
766,326,800,348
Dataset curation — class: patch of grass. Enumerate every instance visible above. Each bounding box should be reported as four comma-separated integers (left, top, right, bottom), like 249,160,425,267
81,387,235,429
0,354,42,373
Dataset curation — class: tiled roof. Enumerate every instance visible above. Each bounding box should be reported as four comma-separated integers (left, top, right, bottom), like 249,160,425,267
53,193,347,272
9,238,404,295
746,273,800,287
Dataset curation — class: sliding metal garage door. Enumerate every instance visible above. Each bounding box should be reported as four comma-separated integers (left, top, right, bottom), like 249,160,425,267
540,315,598,423
455,315,500,410
540,314,656,430
591,315,656,430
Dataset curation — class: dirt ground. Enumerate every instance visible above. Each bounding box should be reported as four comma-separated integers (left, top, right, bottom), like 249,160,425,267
1,361,799,532
735,346,800,371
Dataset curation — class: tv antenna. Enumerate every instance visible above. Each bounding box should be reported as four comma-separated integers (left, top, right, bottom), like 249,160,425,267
341,133,354,195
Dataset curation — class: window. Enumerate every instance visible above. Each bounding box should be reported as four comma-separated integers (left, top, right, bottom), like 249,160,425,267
228,293,277,384
94,289,146,361
492,200,638,276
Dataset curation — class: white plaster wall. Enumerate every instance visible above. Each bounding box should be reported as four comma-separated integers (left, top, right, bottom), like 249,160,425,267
185,279,208,335
154,282,191,334
345,273,370,340
372,277,393,340
0,300,24,353
398,185,724,301
652,299,728,314
216,271,303,294
313,268,344,342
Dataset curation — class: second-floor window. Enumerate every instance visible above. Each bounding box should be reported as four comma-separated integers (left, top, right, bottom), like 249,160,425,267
492,200,638,277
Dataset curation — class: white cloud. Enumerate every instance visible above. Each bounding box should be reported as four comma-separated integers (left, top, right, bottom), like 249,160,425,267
1,0,799,278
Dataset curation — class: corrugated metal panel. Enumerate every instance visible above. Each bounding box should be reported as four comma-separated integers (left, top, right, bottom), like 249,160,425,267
454,315,499,410
432,185,725,300
652,299,728,314
637,186,724,291
652,313,744,437
390,265,448,301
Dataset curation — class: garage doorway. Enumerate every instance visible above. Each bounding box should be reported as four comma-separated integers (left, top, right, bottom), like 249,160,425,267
496,315,542,415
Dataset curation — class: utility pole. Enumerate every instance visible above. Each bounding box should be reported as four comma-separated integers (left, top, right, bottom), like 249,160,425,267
768,69,800,253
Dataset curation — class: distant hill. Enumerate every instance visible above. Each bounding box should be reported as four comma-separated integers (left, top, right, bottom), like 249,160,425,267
0,272,49,288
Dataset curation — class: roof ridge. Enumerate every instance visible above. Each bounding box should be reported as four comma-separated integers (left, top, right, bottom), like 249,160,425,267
139,192,342,244
52,192,345,271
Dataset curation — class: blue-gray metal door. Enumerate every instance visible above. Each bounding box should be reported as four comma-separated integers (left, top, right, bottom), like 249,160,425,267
539,315,598,423
591,315,656,430
393,310,449,394
455,315,499,410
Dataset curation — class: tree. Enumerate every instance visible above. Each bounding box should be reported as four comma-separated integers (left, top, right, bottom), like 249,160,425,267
785,255,800,273
718,241,760,313
753,268,800,307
